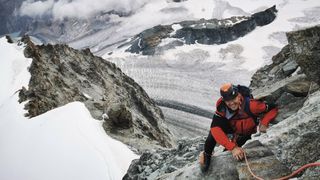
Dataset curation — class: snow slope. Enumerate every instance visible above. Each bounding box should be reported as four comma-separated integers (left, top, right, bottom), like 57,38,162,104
0,37,138,180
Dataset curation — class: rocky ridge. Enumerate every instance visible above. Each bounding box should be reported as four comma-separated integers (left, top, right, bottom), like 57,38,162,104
123,6,277,55
123,26,320,179
15,35,174,152
252,25,320,178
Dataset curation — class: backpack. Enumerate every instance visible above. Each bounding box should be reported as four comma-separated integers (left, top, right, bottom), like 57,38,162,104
236,85,259,125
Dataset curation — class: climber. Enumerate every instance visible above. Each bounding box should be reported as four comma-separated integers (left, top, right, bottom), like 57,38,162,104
199,83,278,172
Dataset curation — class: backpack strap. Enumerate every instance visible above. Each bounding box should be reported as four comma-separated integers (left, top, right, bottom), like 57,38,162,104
237,85,253,98
243,97,259,125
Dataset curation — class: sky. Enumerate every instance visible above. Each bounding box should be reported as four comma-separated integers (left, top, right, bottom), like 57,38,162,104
0,37,138,180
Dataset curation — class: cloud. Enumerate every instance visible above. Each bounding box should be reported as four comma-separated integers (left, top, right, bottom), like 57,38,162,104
19,0,151,19
19,0,55,17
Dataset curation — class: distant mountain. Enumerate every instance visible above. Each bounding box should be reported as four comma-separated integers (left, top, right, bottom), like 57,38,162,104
123,6,277,55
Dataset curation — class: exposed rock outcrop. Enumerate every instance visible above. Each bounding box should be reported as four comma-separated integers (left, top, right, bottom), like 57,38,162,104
18,35,174,152
287,25,320,86
124,139,291,180
123,26,320,179
124,6,277,55
251,25,320,177
123,137,205,180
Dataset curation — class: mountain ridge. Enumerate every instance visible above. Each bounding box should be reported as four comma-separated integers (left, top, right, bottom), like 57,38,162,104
14,35,174,152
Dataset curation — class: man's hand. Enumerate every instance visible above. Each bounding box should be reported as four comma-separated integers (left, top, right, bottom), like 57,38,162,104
259,124,268,133
231,146,245,161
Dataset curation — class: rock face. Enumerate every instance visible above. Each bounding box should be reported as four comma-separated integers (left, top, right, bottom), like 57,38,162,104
123,139,291,180
287,25,320,86
123,26,320,179
123,137,205,180
250,25,320,178
250,26,320,124
124,6,277,55
258,90,320,174
18,36,174,151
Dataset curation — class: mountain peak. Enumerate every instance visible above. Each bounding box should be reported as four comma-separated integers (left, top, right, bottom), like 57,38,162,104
17,35,174,151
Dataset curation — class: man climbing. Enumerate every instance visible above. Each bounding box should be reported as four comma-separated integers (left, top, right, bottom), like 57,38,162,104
200,83,278,172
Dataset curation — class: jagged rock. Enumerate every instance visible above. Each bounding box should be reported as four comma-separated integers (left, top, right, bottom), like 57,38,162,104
275,92,306,122
287,26,320,86
250,26,320,124
282,58,298,76
284,131,320,169
173,6,277,45
124,139,291,179
18,36,174,151
252,74,308,106
250,45,291,89
249,26,320,179
124,6,277,55
250,26,320,129
123,137,205,179
125,25,174,55
106,103,133,130
5,35,14,43
18,86,29,103
258,90,320,173
284,80,311,97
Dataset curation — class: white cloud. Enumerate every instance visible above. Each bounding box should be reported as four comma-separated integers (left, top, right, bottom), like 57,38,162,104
19,0,152,20
19,0,55,17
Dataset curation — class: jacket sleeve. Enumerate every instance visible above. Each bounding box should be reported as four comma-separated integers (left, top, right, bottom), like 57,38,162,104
249,100,278,126
210,114,236,151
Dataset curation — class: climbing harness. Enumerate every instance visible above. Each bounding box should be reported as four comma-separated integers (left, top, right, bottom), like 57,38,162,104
244,151,320,180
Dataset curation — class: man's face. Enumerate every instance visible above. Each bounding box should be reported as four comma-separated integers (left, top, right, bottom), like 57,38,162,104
224,95,241,111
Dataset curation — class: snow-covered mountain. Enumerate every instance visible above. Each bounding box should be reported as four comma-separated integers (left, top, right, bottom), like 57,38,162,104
0,37,138,180
1,0,320,179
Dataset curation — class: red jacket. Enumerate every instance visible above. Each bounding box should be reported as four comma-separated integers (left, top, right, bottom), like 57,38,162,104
210,95,278,151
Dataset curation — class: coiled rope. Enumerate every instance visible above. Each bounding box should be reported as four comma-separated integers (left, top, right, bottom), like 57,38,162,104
244,151,320,180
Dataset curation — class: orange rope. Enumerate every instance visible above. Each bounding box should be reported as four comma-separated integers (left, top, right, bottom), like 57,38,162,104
274,163,320,180
244,152,264,180
244,151,320,180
